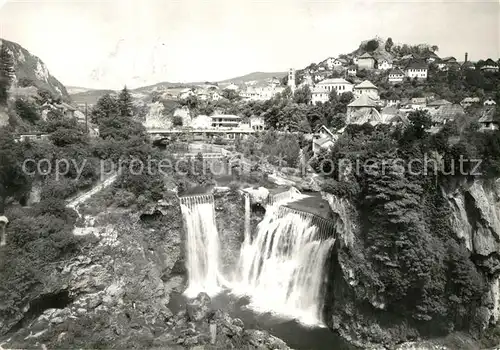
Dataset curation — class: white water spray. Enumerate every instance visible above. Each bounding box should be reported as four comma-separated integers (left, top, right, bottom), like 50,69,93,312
180,195,222,298
232,200,335,326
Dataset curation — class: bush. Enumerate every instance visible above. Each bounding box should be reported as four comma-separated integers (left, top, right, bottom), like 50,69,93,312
114,189,136,208
15,98,39,123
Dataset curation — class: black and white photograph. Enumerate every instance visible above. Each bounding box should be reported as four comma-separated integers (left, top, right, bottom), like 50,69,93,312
0,0,499,349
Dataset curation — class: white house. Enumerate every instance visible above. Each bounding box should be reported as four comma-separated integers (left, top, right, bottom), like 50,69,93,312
378,59,393,70
311,89,329,104
179,88,195,99
484,98,497,106
353,80,379,99
250,116,265,131
312,125,336,154
225,83,240,91
388,68,405,83
405,61,428,79
315,78,354,94
347,66,357,76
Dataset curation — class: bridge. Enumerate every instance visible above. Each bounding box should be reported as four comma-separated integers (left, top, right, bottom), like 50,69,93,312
147,128,256,143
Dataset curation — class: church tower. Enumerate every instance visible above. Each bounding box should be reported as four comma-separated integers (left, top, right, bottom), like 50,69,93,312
288,68,296,92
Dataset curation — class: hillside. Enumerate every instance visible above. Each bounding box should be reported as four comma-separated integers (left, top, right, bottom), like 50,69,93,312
0,39,70,101
219,71,287,84
70,89,116,105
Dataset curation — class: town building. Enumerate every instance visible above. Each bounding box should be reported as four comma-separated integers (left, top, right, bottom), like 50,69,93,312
178,88,195,99
388,68,405,83
14,132,50,143
461,97,481,108
211,115,241,128
437,57,458,71
311,89,329,104
426,99,452,110
353,80,379,99
240,86,285,101
249,116,265,131
405,61,428,79
288,68,296,91
429,104,465,124
484,98,497,106
224,83,239,91
411,97,427,110
378,59,393,70
347,66,357,76
312,125,336,154
481,64,499,73
315,78,353,94
478,107,498,131
461,61,476,70
346,95,381,124
357,52,376,70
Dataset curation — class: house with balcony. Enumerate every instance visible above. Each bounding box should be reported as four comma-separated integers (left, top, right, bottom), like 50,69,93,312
405,61,428,79
250,116,265,131
388,68,405,83
211,115,241,128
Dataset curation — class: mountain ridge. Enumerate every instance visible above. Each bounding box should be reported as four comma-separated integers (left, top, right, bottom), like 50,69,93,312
0,38,70,101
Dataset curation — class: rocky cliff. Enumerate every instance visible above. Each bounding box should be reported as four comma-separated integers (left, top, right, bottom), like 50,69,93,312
321,178,500,349
1,192,287,349
0,39,70,100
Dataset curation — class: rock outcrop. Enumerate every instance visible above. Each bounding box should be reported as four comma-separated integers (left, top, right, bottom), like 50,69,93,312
321,179,500,349
0,39,70,100
0,197,185,348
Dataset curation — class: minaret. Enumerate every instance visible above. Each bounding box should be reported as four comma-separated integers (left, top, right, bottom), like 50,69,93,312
288,68,296,92
0,216,8,247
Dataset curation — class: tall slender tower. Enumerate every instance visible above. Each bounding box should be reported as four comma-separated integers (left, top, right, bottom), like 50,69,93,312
288,68,296,92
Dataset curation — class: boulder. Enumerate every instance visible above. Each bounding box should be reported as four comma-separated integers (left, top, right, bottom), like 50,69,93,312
186,293,212,322
243,187,269,205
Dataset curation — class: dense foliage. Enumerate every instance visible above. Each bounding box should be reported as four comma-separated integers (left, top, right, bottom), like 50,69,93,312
315,110,500,334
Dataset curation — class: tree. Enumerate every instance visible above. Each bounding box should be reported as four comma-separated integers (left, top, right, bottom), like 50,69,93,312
431,45,439,53
91,94,119,124
0,44,15,105
328,89,338,104
293,86,312,104
365,39,379,52
118,86,133,117
385,37,394,52
0,130,29,212
15,99,39,123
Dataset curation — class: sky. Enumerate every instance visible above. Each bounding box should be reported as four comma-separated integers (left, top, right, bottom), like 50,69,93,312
0,0,499,89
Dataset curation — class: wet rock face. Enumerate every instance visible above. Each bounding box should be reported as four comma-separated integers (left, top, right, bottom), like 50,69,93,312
186,292,211,322
160,293,290,349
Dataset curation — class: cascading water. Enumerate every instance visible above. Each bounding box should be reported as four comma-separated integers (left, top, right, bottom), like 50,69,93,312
231,199,336,326
180,194,222,298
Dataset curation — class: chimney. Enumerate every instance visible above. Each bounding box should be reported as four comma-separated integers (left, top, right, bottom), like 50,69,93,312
465,52,468,62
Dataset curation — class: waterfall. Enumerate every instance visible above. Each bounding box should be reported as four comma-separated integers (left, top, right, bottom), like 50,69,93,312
180,194,222,298
232,202,335,326
244,193,251,242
